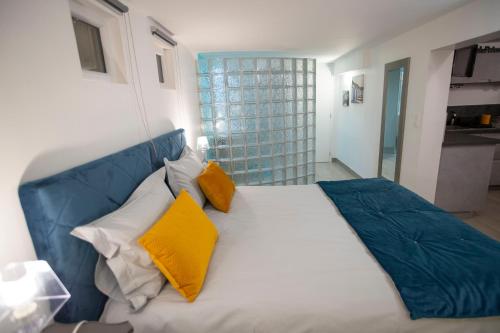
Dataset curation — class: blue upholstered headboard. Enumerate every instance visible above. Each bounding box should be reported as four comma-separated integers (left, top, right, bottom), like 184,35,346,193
18,129,186,323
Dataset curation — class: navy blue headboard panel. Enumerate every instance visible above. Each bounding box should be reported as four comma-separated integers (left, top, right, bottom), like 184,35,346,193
18,129,185,323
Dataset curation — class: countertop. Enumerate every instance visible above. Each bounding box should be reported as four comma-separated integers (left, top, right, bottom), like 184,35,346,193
443,132,500,146
445,127,500,134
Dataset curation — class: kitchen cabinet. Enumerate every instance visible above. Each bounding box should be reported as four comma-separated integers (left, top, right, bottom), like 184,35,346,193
473,133,500,186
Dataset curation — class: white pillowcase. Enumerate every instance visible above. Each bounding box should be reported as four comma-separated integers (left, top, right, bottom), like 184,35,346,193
164,146,206,207
71,167,173,310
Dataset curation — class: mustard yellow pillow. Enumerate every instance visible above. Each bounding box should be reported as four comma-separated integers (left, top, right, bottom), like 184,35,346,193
197,162,236,213
138,190,218,302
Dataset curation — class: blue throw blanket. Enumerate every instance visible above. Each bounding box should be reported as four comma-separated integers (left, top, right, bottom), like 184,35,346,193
317,178,500,319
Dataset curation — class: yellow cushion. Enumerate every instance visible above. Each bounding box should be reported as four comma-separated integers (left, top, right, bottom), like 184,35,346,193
138,190,218,302
197,162,236,213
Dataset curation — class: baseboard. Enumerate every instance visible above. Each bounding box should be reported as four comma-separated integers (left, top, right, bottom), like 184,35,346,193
331,158,361,179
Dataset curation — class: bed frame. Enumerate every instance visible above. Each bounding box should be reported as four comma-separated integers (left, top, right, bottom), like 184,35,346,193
18,129,186,323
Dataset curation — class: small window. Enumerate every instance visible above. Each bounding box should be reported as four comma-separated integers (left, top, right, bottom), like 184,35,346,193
72,17,106,73
156,54,165,83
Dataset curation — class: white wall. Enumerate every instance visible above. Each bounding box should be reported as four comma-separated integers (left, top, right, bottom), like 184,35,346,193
315,62,334,162
448,85,500,106
331,0,500,201
0,0,200,267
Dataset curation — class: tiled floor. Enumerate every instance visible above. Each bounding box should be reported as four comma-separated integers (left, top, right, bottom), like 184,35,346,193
316,161,500,241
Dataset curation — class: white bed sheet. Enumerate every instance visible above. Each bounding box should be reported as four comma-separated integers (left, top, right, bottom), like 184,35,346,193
101,185,500,333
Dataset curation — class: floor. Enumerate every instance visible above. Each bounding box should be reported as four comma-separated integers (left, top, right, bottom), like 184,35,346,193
381,153,396,181
316,161,500,241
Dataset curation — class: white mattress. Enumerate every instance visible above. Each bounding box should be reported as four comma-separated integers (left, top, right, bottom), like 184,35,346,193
101,185,500,333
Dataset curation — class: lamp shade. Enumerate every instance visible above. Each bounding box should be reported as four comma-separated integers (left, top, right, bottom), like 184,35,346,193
0,261,70,333
197,136,209,151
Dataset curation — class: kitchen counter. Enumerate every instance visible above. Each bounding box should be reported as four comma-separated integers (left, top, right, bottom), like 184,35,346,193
445,127,500,134
443,132,500,146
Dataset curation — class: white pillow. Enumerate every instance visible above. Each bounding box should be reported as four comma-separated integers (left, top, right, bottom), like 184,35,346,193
71,167,173,310
164,146,206,207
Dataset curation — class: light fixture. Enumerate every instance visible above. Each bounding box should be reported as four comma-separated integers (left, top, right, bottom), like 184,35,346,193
0,261,70,333
197,136,210,164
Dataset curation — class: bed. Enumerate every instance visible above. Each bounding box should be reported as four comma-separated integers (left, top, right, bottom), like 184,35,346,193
18,129,500,333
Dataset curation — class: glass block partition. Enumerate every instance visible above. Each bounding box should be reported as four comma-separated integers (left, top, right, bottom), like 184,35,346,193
197,56,316,186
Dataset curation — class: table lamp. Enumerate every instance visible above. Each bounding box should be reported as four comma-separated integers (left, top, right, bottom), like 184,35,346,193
197,136,210,164
0,260,70,333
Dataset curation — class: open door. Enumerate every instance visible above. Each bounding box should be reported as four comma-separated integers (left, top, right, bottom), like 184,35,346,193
378,58,410,183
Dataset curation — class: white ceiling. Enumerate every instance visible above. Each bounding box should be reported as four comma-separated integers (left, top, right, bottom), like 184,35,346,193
131,0,472,62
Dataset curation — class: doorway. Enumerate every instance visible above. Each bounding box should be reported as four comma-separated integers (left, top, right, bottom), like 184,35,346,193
378,58,410,182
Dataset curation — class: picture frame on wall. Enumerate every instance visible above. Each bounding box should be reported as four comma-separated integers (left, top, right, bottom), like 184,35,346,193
342,90,349,106
351,74,364,103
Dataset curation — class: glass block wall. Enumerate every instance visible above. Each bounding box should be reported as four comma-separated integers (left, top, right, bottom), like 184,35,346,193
197,56,316,186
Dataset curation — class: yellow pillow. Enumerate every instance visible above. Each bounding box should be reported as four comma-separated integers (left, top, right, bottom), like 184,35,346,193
197,162,236,213
138,190,218,302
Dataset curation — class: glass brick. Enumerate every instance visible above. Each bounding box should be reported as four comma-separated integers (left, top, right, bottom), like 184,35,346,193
259,118,270,131
228,89,241,103
207,136,215,147
243,89,256,103
214,104,226,118
272,130,285,142
257,74,269,86
245,118,257,132
247,158,259,171
284,59,292,71
247,146,259,158
297,128,305,140
218,161,231,172
232,160,246,172
217,147,230,159
284,73,293,86
307,151,314,163
258,88,270,102
212,74,224,89
242,58,255,71
272,117,284,130
232,146,245,158
285,101,295,114
272,88,283,101
307,113,315,125
259,102,271,116
286,179,295,185
230,104,242,118
307,73,315,85
297,114,304,127
297,101,304,113
272,102,283,115
261,157,272,169
230,119,243,133
215,135,228,146
296,59,304,72
262,170,273,183
297,152,306,164
275,169,284,181
256,58,269,71
297,139,306,152
297,177,305,185
242,74,255,87
296,73,304,85
213,89,225,103
197,58,208,74
286,142,296,154
246,132,258,145
199,90,211,104
198,76,210,89
285,87,294,100
248,172,260,185
260,144,272,156
296,87,304,100
286,167,296,179
286,154,296,166
307,100,315,113
271,74,283,86
273,156,284,168
308,126,315,137
285,129,296,141
209,58,224,73
227,75,240,88
201,105,212,119
233,173,247,185
232,134,244,146
243,104,257,117
216,119,227,133
307,87,315,99
259,131,271,143
307,59,315,72
207,148,216,160
297,165,305,177
226,58,239,72
273,143,284,155
202,121,214,134
285,115,295,128
271,58,282,72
